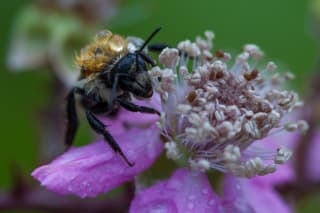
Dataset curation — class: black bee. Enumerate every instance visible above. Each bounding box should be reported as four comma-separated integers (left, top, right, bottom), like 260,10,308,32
66,28,165,166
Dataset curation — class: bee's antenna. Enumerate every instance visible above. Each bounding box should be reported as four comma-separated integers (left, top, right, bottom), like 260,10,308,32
138,27,162,52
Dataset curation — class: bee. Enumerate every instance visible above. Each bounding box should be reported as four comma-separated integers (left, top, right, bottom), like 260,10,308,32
65,28,164,166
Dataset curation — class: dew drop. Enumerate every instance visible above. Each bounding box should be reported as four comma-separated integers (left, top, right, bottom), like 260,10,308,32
167,180,181,189
99,176,107,183
80,192,87,198
236,184,241,190
191,172,200,177
202,188,209,194
154,204,167,213
208,199,215,206
188,195,196,200
142,202,174,213
188,203,194,210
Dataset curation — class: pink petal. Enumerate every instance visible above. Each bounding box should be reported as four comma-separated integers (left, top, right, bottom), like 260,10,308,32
32,125,163,198
130,169,223,213
245,132,298,185
223,175,292,213
253,131,299,151
101,94,161,135
305,131,320,181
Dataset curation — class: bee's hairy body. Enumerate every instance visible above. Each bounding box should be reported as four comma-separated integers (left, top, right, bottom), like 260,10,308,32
65,28,163,166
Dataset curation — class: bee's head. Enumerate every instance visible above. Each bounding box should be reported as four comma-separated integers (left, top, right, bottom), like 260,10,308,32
118,27,162,99
122,67,153,99
133,70,153,98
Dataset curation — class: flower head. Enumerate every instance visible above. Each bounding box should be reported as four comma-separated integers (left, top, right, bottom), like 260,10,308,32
32,30,305,212
153,31,307,177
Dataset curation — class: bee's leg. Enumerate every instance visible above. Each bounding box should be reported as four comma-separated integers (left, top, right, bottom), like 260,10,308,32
148,44,169,52
117,96,160,115
85,110,135,167
65,88,79,148
109,73,130,110
109,73,119,108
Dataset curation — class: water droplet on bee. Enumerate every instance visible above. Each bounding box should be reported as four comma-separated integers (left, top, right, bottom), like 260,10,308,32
96,30,111,40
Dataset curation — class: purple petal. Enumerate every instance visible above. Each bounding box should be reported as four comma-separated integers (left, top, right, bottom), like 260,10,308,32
245,132,297,185
305,131,320,181
101,94,161,135
130,168,223,213
223,175,292,213
32,125,163,198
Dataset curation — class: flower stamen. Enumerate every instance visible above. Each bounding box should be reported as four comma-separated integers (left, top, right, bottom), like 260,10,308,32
153,31,306,177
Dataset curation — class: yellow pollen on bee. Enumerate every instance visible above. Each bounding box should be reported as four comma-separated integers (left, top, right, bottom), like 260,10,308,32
75,30,129,78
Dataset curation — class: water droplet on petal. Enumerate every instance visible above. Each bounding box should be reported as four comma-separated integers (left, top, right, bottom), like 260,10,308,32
208,199,215,206
202,188,209,194
188,203,194,210
80,192,87,198
188,195,196,200
236,184,241,190
138,200,176,213
167,180,182,189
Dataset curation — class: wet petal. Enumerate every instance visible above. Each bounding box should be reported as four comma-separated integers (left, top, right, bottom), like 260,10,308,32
251,131,299,152
244,132,297,185
32,125,163,198
223,175,292,213
305,131,320,181
130,168,223,213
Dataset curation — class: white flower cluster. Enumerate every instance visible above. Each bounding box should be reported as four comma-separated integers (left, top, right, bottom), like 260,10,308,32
152,31,307,177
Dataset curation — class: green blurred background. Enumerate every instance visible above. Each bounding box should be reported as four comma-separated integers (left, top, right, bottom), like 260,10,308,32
0,0,318,212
